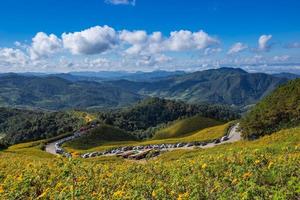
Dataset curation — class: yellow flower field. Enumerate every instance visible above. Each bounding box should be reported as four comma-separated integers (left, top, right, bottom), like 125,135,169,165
0,125,299,199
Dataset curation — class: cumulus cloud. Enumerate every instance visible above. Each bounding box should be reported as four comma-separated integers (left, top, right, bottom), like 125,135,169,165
29,32,62,60
119,29,218,55
0,48,28,65
165,30,219,51
62,25,118,55
105,0,136,6
258,35,272,51
227,42,248,55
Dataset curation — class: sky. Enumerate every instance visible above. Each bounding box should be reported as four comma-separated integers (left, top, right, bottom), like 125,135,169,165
0,0,300,73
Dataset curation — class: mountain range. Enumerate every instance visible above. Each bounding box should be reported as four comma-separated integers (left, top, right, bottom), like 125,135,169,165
0,68,295,110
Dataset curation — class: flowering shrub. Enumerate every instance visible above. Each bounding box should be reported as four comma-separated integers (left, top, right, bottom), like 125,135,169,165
0,126,299,199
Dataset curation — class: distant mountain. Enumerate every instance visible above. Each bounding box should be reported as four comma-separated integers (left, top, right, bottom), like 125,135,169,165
107,68,288,107
68,70,185,81
0,74,142,110
272,72,300,80
240,78,300,139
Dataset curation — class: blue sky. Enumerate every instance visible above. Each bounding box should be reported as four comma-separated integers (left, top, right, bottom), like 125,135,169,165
0,0,300,73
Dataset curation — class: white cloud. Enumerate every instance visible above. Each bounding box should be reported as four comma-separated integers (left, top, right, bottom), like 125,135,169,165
273,55,290,62
62,25,118,55
258,35,272,51
0,48,28,65
119,29,218,55
227,42,248,55
204,47,222,55
119,30,147,44
29,32,62,60
165,30,219,51
105,0,136,6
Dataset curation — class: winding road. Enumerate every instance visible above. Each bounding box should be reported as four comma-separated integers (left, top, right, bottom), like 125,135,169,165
45,124,242,157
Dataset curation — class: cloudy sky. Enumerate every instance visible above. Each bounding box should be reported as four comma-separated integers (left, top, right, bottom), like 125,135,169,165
0,0,300,73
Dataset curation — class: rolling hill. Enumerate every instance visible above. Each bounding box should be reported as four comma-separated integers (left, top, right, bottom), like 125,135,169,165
153,115,223,139
64,124,136,150
0,74,142,110
107,68,288,107
240,78,300,139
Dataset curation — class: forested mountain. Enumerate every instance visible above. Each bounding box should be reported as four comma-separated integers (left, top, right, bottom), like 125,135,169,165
0,74,142,110
107,68,288,107
97,97,239,138
0,108,86,146
240,78,300,139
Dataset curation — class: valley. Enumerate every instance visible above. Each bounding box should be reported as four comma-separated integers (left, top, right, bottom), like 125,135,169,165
0,68,299,199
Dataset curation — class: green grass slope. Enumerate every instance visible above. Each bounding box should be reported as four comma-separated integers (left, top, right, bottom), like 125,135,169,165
64,123,229,154
64,124,136,150
240,78,300,139
153,115,223,139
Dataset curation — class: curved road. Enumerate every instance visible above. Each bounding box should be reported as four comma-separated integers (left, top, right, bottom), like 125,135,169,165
45,142,57,155
45,124,242,157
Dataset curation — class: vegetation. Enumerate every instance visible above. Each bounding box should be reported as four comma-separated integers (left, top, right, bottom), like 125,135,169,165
0,124,299,199
153,115,223,139
0,108,88,146
64,123,229,154
65,124,136,150
240,78,300,139
107,67,288,107
0,74,141,110
97,97,239,139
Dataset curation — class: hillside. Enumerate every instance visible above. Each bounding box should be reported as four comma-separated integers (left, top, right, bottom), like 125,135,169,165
65,124,136,150
1,123,299,199
153,115,223,139
0,108,87,146
0,74,142,110
107,68,288,107
97,98,239,138
240,78,300,139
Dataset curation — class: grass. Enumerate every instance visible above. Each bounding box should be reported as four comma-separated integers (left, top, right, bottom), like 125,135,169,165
153,115,223,139
63,123,229,154
0,124,299,199
64,124,137,150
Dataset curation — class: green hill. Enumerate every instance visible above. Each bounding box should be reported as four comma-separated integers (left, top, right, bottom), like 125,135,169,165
0,74,141,110
107,68,288,107
97,97,239,138
0,108,86,146
153,115,223,139
240,78,300,139
64,124,136,150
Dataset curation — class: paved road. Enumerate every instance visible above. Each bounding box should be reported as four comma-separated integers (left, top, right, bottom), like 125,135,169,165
45,124,242,157
200,123,241,149
45,142,57,155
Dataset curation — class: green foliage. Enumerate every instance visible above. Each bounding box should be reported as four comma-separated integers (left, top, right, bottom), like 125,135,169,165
65,124,136,150
108,67,288,106
98,97,239,139
0,108,85,145
0,74,141,110
240,78,300,139
153,115,223,139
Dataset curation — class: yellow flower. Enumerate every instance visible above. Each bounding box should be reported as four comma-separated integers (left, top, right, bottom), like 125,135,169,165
268,161,274,169
255,160,260,164
113,190,125,198
0,185,4,193
242,172,252,179
232,178,238,184
201,163,207,169
152,190,156,197
177,192,189,200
